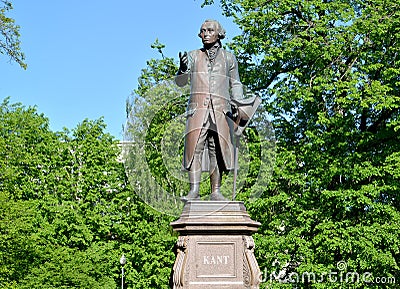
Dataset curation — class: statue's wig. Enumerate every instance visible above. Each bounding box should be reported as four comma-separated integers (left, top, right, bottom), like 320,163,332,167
198,19,226,40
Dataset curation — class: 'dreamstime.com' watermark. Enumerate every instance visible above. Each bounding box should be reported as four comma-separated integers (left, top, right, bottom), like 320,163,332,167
260,261,396,285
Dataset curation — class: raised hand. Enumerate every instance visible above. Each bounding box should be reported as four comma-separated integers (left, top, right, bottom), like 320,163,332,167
179,51,188,72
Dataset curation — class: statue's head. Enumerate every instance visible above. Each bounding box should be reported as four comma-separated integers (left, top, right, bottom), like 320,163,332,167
198,19,226,47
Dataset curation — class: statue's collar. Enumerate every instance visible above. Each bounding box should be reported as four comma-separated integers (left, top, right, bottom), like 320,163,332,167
202,43,221,61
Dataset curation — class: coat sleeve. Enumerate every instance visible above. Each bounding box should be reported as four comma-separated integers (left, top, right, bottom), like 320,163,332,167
227,52,244,100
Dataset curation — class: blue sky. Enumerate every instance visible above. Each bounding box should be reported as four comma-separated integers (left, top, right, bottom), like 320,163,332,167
0,0,240,139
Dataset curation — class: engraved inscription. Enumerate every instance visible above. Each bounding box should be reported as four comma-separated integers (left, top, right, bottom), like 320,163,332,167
196,242,236,278
203,255,230,265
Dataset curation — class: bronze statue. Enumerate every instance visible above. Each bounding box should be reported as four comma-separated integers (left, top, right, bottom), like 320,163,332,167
176,19,244,201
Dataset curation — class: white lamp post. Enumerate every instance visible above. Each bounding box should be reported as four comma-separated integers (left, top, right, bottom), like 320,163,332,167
120,254,127,289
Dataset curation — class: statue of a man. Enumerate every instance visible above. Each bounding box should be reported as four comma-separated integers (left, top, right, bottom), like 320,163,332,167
176,19,243,201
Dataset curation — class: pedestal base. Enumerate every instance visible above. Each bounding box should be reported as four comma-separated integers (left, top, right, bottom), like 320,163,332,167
170,201,261,289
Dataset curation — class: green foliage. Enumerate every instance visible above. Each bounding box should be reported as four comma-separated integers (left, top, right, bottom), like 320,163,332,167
0,0,26,69
204,0,400,288
0,196,40,288
0,98,175,288
124,41,191,215
0,98,56,199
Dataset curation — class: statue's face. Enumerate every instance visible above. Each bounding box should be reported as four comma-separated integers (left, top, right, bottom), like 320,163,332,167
199,21,219,47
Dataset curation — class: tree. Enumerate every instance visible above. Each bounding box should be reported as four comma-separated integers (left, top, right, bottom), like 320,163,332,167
0,98,175,288
202,0,400,288
0,195,40,288
0,0,26,69
124,42,189,216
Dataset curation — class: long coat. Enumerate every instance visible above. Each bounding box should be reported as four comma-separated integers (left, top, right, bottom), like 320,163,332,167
175,47,243,171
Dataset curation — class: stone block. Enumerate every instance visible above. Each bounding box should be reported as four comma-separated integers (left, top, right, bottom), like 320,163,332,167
170,201,261,289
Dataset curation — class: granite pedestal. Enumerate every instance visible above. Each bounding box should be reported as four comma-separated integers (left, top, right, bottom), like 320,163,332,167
170,201,261,289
